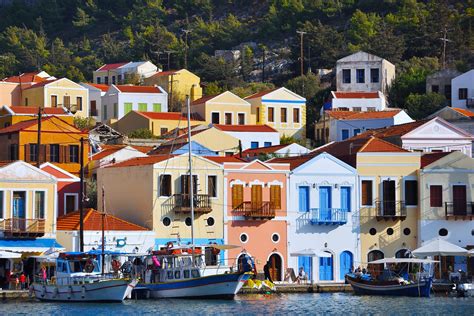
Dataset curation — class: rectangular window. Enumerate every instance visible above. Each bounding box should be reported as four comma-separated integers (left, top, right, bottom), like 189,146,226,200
356,69,365,83
341,186,351,211
270,185,281,209
112,76,116,85
238,113,245,125
29,143,38,162
153,103,162,112
225,113,232,125
430,185,443,207
268,107,274,122
159,174,171,197
34,191,45,219
342,69,351,83
367,107,376,112
138,103,147,112
207,175,217,198
264,142,272,147
25,98,28,106
69,145,79,163
354,129,361,136
211,112,220,124
118,75,122,83
64,96,71,107
431,85,439,93
281,108,287,123
104,77,109,85
0,191,3,218
181,175,198,195
97,77,101,84
256,107,260,123
103,105,108,120
231,185,243,209
370,68,379,83
405,180,418,206
90,100,97,116
251,142,259,149
124,102,132,115
293,108,300,123
51,95,58,107
113,103,118,118
459,88,468,100
361,180,373,206
160,128,168,135
49,144,60,162
298,186,310,212
9,144,18,160
76,97,83,111
341,129,349,140
65,194,77,214
444,85,451,100
353,107,362,112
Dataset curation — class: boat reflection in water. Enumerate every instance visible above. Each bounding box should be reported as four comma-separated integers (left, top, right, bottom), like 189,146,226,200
346,258,437,297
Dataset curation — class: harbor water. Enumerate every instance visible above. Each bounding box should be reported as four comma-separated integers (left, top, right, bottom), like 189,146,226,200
1,293,473,315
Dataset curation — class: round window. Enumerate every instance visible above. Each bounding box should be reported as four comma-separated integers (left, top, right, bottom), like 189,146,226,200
386,228,394,236
207,217,215,226
272,233,280,243
185,217,192,226
439,228,448,236
240,233,248,243
163,217,171,227
369,228,377,236
403,228,411,236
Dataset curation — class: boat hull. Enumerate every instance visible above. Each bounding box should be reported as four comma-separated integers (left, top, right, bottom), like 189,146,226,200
31,279,137,302
140,272,252,299
346,275,432,298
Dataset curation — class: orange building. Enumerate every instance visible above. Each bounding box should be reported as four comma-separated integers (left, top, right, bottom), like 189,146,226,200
0,116,88,175
0,105,74,129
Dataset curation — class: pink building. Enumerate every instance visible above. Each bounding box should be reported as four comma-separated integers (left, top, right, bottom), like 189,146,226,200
40,163,81,217
221,159,290,281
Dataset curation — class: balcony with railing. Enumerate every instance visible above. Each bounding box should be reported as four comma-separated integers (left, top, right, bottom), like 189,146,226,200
164,194,212,214
375,201,407,221
466,98,474,108
233,202,276,219
0,218,45,237
310,208,348,225
445,202,474,219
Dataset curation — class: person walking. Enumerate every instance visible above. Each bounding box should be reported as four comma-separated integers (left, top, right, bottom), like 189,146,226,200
19,273,26,290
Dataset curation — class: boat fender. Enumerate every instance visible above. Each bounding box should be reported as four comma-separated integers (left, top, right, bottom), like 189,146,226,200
112,259,121,272
81,285,86,299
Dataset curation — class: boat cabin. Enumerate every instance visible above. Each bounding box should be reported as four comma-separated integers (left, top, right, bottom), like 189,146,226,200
56,253,100,279
144,252,203,283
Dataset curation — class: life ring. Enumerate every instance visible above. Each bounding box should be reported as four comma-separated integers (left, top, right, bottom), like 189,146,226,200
84,260,94,273
116,238,126,248
166,242,174,249
112,259,121,272
211,247,220,255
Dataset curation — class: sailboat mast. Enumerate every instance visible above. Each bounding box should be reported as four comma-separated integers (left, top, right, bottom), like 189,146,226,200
101,187,105,275
186,95,195,258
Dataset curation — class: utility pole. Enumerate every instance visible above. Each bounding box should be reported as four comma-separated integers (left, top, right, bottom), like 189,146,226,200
79,137,85,252
36,108,42,168
296,30,307,76
164,50,176,70
182,29,192,69
439,27,451,69
262,48,266,83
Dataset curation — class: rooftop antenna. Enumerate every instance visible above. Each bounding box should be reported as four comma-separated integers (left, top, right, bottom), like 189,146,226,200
182,29,192,69
439,27,452,69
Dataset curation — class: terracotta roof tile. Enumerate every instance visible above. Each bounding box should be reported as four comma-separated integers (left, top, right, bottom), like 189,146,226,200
270,152,322,170
452,108,474,118
97,62,129,71
214,124,278,133
325,110,401,120
3,72,47,83
86,83,110,92
114,85,162,93
205,156,245,164
23,78,60,90
333,92,380,99
0,118,38,133
421,152,452,168
57,208,149,231
136,111,203,121
191,94,218,105
107,155,172,168
244,89,276,100
351,120,427,139
6,106,70,115
241,144,288,156
91,146,125,161
150,70,178,77
358,137,409,153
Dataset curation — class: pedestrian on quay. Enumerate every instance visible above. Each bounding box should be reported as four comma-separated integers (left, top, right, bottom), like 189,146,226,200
20,273,26,289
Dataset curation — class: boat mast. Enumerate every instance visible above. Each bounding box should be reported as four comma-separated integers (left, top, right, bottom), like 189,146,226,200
186,95,195,262
101,186,106,275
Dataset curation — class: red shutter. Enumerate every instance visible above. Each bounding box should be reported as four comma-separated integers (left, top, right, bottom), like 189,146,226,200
24,144,30,162
430,186,442,207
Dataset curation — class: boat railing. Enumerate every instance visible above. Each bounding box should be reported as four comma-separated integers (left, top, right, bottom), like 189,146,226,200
34,273,123,285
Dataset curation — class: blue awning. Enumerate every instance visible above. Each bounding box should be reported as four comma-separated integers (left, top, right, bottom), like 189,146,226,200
0,238,64,253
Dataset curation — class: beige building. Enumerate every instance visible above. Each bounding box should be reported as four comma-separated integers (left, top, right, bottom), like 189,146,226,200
144,69,203,102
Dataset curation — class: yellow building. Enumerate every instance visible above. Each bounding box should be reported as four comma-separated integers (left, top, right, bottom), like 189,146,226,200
97,155,239,255
0,105,74,129
113,111,205,137
245,87,306,140
186,91,251,125
22,78,89,117
144,69,203,102
0,161,60,268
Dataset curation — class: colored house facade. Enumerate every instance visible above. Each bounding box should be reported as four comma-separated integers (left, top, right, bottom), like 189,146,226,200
222,160,290,281
246,87,306,140
0,105,73,129
21,78,89,117
418,152,474,276
144,69,203,102
188,91,251,125
0,81,21,107
0,116,89,175
79,83,109,121
451,69,474,109
97,154,227,261
101,85,168,122
213,124,281,151
329,91,387,112
271,152,360,282
93,61,158,85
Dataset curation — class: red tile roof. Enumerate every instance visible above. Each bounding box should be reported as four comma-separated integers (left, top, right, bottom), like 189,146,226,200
421,152,451,168
57,208,149,231
23,78,59,90
6,106,70,115
358,137,409,153
136,111,203,121
150,70,178,77
91,144,153,161
452,108,474,118
333,92,380,99
97,62,129,71
0,116,83,134
325,110,401,120
241,144,289,156
205,156,245,164
114,85,162,93
191,94,218,105
270,152,322,170
86,83,110,92
244,89,276,100
351,120,427,140
3,72,47,83
107,155,172,168
214,124,278,133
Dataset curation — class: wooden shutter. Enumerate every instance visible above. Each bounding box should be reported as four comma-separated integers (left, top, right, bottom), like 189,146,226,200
270,185,281,209
430,185,442,207
24,144,30,162
232,185,243,209
45,144,51,161
39,144,46,163
251,185,262,207
362,180,372,205
60,145,69,163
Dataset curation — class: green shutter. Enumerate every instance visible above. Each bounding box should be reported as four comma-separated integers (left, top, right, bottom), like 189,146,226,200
124,102,133,115
153,103,162,112
138,103,147,112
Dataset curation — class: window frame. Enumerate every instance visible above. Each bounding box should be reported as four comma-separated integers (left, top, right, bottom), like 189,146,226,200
29,143,38,162
33,190,46,219
250,141,259,149
237,112,245,125
69,145,79,163
342,69,351,84
64,193,79,215
356,69,365,83
404,179,418,206
293,108,300,123
211,112,220,124
124,102,133,115
429,185,443,207
0,191,4,219
224,112,233,125
49,144,60,163
370,68,379,83
159,174,172,197
267,107,274,122
138,103,147,112
459,88,468,100
280,107,287,123
207,175,217,198
361,179,374,206
76,96,83,111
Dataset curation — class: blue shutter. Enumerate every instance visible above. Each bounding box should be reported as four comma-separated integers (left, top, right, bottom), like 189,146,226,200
298,256,312,281
341,187,351,212
299,186,309,212
341,130,349,140
319,186,332,220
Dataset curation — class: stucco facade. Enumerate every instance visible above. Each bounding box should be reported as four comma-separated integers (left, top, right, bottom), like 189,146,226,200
451,70,474,109
0,81,21,107
144,69,203,102
93,61,158,85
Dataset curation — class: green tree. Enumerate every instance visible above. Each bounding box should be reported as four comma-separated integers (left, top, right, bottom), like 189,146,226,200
72,8,93,28
405,93,447,119
285,73,321,101
74,117,96,131
128,128,154,139
240,46,254,81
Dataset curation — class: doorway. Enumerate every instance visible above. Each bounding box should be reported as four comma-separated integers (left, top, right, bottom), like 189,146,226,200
319,252,334,281
339,251,353,280
382,180,396,215
65,194,78,214
453,185,467,215
319,186,332,221
13,191,26,231
268,253,282,281
367,250,384,277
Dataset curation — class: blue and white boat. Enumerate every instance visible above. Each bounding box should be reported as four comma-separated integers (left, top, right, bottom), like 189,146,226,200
346,258,436,298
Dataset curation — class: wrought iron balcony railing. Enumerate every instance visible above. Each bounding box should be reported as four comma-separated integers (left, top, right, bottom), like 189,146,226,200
310,208,348,225
445,202,474,218
165,194,212,213
0,218,45,237
233,201,276,219
375,201,407,221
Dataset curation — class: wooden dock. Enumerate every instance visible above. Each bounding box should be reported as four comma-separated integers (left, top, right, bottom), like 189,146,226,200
240,282,353,294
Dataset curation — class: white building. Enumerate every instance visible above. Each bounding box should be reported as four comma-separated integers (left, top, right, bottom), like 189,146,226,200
329,91,387,112
93,61,159,85
336,51,395,95
213,124,280,151
451,69,474,109
271,152,360,282
101,85,168,122
79,83,108,121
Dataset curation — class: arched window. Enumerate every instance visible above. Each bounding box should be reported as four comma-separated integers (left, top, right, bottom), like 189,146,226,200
367,250,384,277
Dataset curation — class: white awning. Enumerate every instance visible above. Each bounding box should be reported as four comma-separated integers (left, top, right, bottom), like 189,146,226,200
290,249,332,258
0,250,21,259
412,238,469,257
370,258,439,264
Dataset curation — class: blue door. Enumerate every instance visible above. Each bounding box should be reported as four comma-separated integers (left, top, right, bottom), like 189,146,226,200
319,186,332,221
13,192,26,218
340,187,351,212
341,129,349,140
298,256,312,281
298,186,310,212
340,251,353,280
319,254,333,281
